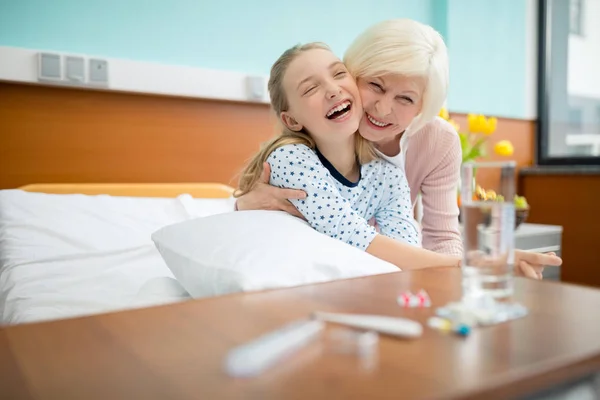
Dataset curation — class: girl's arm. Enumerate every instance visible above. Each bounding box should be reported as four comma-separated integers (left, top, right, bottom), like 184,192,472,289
373,162,421,246
367,234,461,270
267,144,378,251
267,144,461,270
372,162,459,269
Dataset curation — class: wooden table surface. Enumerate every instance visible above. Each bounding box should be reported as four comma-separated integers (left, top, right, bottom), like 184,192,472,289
1,267,600,400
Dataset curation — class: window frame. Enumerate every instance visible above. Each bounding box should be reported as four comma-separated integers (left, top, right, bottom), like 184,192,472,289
536,0,600,166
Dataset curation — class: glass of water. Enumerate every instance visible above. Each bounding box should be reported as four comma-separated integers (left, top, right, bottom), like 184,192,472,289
460,161,517,305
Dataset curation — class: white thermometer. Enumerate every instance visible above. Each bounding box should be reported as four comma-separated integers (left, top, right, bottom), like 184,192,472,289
224,319,324,378
313,311,423,338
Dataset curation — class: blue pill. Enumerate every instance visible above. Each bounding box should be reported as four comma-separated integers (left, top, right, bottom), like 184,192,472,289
455,324,471,336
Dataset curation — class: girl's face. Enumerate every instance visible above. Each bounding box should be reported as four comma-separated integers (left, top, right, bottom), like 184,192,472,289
280,49,363,145
356,74,425,145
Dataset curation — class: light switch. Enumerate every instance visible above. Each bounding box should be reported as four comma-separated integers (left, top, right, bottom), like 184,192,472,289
38,53,62,81
65,56,85,83
89,58,109,85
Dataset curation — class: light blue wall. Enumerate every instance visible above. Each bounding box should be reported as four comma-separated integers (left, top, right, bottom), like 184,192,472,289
431,0,449,43
0,0,433,75
440,0,529,119
0,0,531,119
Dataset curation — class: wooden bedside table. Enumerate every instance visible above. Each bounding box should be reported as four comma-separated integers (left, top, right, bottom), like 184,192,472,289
1,268,599,400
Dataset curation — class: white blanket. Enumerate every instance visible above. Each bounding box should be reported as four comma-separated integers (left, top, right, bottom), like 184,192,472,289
0,190,235,325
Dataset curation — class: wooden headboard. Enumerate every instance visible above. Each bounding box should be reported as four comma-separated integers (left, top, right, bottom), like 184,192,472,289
0,82,277,189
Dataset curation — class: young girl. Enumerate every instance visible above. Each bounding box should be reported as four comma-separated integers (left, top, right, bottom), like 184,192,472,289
236,42,461,270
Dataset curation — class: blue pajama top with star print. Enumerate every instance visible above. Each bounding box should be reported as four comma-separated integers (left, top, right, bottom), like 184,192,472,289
266,143,421,251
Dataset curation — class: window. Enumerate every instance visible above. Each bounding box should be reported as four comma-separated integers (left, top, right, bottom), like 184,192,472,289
537,0,600,165
570,0,584,36
568,107,583,133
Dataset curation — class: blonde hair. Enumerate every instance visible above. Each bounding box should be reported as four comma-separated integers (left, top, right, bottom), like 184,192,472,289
235,42,377,198
344,19,449,135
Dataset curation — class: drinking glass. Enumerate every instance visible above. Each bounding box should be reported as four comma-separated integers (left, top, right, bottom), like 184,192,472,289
460,161,517,305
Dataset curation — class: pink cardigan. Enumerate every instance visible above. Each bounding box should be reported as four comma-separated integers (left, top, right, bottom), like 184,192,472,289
378,117,463,256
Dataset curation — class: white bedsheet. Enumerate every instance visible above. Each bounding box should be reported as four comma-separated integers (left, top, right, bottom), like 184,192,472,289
0,190,235,325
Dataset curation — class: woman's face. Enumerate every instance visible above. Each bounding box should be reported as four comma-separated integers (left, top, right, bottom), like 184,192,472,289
356,74,425,146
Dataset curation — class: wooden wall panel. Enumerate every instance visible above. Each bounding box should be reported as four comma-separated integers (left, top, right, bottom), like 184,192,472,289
0,82,275,189
520,173,600,288
0,83,536,193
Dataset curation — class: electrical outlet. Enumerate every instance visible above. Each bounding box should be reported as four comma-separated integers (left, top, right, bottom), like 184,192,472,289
245,75,265,101
89,58,109,86
65,56,85,84
38,53,62,82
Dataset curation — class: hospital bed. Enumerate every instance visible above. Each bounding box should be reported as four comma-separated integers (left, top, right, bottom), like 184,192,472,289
0,80,275,326
0,183,236,325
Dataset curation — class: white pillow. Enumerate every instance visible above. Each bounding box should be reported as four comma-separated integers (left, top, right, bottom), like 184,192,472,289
151,210,399,299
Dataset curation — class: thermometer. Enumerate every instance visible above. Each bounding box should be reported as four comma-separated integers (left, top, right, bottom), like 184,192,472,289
224,319,324,378
312,311,423,338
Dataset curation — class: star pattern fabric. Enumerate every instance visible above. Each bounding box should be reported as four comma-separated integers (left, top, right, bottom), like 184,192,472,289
267,144,421,251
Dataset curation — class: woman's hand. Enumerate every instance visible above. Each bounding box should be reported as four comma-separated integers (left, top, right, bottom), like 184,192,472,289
463,249,562,280
514,250,562,280
236,162,307,219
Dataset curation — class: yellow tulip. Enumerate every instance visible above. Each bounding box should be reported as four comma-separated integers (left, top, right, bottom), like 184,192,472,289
477,115,487,132
483,117,497,135
480,124,492,135
439,107,449,120
494,140,514,156
468,114,498,135
467,113,479,132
